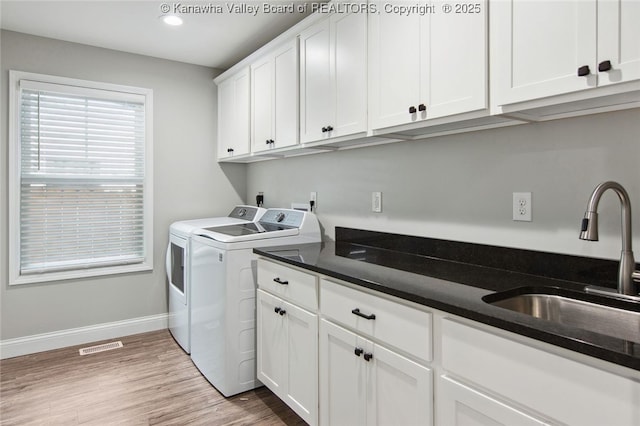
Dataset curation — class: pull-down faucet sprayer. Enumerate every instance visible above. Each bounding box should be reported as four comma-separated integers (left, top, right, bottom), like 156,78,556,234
579,181,640,296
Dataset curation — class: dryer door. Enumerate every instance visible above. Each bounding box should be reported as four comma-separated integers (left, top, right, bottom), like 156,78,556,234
168,233,187,305
168,232,191,352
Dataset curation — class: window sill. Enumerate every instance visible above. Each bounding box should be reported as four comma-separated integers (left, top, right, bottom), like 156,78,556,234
9,262,153,286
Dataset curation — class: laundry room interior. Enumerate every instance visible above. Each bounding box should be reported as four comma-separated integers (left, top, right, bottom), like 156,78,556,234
1,1,640,425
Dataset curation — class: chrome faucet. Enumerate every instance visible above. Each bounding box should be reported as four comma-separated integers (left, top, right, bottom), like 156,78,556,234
579,181,640,296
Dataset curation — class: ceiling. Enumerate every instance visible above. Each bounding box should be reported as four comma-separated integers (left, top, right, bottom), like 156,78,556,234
0,0,320,70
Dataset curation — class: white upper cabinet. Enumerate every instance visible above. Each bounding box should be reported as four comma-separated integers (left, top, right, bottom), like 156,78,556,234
491,0,640,110
217,67,250,159
251,39,299,153
299,11,367,143
369,0,487,131
597,0,640,86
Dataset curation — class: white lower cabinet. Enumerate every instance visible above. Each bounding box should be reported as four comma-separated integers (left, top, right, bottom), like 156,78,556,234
257,289,318,425
440,318,640,426
257,258,640,426
319,319,433,426
437,375,550,426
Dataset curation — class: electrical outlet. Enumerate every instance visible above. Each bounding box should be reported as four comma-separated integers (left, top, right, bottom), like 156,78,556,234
372,192,382,213
513,192,532,222
310,192,317,212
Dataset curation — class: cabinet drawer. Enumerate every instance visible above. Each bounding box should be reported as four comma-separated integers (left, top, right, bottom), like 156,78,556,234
320,278,432,362
257,259,318,311
442,318,640,426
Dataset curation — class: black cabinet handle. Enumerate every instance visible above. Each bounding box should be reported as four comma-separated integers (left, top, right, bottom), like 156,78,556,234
326,125,333,132
409,106,417,114
274,307,281,314
577,65,590,76
227,148,234,153
273,277,288,285
354,347,363,357
418,104,426,112
598,60,612,72
278,309,286,316
321,127,327,133
363,352,373,362
352,308,376,320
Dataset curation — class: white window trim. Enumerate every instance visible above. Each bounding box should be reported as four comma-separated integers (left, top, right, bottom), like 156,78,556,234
8,70,154,285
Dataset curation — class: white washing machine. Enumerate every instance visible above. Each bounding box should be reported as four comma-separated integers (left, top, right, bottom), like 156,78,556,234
166,205,265,353
189,208,321,397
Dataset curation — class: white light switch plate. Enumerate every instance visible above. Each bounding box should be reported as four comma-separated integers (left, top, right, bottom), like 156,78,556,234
372,192,382,213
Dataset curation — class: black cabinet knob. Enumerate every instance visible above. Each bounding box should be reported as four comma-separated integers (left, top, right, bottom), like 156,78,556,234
577,65,590,77
278,309,286,316
363,352,373,362
266,139,270,145
418,104,426,112
227,148,234,153
274,307,281,314
326,125,333,132
354,347,363,357
409,106,417,114
321,127,327,133
598,60,612,72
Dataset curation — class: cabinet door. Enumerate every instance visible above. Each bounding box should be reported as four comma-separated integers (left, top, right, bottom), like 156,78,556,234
425,0,487,119
368,343,433,426
273,40,299,149
319,319,367,426
217,77,235,158
368,6,422,130
437,375,550,426
491,0,597,106
331,11,367,137
285,300,318,425
217,68,250,158
300,18,332,143
597,0,640,86
257,290,286,394
251,57,274,153
252,40,299,153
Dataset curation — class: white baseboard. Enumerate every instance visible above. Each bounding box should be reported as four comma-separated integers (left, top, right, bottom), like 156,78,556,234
0,313,168,359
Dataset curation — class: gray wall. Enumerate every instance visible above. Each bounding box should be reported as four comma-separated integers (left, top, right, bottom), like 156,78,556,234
0,30,246,339
247,109,640,260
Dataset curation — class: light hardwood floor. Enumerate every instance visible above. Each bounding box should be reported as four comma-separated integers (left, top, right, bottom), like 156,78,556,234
0,330,306,425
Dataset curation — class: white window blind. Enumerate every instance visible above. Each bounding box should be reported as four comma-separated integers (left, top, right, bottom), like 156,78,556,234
18,79,147,276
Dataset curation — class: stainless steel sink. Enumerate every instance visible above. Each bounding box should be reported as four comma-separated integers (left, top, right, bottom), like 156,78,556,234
483,287,640,344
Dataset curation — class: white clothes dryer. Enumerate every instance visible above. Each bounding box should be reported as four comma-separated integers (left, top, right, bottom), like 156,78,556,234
166,205,265,353
189,209,321,397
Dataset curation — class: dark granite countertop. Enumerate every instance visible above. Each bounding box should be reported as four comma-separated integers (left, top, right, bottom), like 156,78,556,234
254,228,640,372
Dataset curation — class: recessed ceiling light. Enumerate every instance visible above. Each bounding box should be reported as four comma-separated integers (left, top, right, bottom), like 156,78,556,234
162,15,183,26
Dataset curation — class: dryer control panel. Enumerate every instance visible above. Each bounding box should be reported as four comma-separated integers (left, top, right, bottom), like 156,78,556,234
228,205,262,221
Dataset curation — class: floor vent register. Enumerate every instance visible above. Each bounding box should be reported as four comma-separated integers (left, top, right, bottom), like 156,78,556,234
78,341,124,356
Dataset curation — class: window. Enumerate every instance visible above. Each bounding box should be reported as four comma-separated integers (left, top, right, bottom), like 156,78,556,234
9,71,153,285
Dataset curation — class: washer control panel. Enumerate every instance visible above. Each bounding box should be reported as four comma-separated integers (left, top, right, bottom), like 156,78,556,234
260,209,305,228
